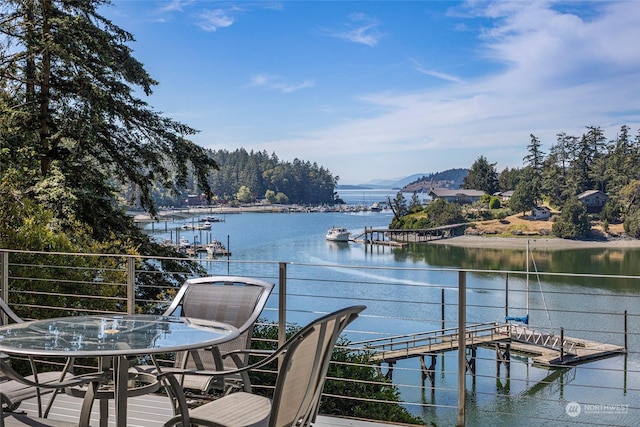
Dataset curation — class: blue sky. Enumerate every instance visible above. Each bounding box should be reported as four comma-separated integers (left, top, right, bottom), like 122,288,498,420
106,1,640,184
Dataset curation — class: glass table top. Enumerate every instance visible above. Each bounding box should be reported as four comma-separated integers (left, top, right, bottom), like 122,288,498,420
0,314,239,357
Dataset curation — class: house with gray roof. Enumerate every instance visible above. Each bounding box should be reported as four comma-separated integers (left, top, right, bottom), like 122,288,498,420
428,188,485,205
577,190,608,212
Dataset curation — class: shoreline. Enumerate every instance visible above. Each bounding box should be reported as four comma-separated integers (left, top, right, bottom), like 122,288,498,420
427,234,640,250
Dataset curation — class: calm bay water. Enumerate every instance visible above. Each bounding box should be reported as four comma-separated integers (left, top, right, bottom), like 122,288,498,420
144,191,639,426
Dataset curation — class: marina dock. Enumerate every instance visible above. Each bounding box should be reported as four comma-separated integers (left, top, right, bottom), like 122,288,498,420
501,324,626,367
355,322,626,387
351,223,468,247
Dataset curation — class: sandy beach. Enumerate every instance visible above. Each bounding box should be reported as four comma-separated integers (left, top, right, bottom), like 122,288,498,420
427,234,640,250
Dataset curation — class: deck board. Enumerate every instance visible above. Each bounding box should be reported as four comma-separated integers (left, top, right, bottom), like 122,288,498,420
12,393,391,427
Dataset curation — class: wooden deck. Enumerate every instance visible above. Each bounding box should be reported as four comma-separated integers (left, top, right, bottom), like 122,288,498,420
14,393,392,427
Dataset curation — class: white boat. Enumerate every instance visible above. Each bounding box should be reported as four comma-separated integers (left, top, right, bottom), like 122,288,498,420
370,202,383,212
326,227,350,242
178,237,191,249
182,221,212,230
206,240,231,257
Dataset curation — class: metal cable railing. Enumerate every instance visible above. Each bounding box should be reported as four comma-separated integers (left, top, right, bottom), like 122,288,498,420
1,249,638,426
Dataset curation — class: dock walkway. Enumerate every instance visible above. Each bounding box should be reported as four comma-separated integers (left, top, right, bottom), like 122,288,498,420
358,322,626,369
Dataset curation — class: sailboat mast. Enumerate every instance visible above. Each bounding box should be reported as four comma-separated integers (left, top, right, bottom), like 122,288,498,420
526,240,530,314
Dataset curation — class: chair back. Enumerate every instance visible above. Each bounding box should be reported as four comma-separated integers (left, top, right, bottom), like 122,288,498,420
269,305,365,427
165,276,274,373
0,296,23,327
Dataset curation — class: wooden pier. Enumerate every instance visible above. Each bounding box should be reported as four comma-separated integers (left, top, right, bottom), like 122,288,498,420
355,322,626,388
352,223,468,247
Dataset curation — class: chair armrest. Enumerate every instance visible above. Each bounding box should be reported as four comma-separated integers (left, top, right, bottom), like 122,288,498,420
158,341,292,380
220,348,275,359
0,358,107,390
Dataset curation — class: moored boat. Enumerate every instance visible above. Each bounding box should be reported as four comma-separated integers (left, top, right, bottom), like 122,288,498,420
200,216,225,222
326,226,350,242
370,202,383,212
182,221,212,230
206,240,231,257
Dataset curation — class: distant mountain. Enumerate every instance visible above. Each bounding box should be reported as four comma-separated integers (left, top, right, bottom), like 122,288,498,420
339,169,468,191
351,173,428,189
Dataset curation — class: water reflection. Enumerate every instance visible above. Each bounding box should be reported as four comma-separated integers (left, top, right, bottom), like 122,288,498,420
397,243,640,293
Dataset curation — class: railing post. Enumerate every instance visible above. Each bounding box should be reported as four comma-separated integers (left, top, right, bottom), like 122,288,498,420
505,273,509,320
457,270,466,427
441,288,445,331
624,310,628,351
1,251,8,325
278,262,287,349
126,256,135,314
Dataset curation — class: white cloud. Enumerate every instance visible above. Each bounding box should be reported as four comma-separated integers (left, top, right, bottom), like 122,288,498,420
198,9,236,32
411,59,465,84
249,74,315,93
479,1,640,85
242,1,640,182
158,0,196,13
324,13,383,47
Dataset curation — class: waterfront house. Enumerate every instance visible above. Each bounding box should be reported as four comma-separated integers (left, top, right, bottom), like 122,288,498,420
495,190,514,202
577,189,608,212
530,205,551,220
428,188,485,205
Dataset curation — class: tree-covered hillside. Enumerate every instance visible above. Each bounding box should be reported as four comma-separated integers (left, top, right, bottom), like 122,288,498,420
392,126,640,239
207,149,338,205
401,168,468,192
129,148,340,207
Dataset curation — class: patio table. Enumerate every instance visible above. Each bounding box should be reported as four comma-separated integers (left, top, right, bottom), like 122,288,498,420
0,313,239,426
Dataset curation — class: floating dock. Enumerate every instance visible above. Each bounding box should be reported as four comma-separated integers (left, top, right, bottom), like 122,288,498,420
499,324,626,367
355,322,626,387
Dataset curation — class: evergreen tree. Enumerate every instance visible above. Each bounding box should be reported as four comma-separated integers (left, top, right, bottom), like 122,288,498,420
552,197,590,238
524,134,546,172
509,179,537,216
541,154,567,208
409,191,422,212
0,0,214,302
462,155,499,194
0,0,218,228
388,192,408,225
523,134,544,201
550,132,577,176
604,125,635,197
498,167,523,192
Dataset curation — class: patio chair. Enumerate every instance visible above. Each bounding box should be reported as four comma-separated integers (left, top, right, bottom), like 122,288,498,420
159,305,366,427
0,357,106,427
134,275,274,395
0,297,75,417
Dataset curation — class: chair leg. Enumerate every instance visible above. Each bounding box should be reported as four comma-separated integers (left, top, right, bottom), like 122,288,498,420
99,399,109,427
43,357,76,418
